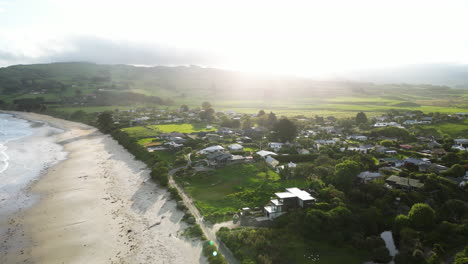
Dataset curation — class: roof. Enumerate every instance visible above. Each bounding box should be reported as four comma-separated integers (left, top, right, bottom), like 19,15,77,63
386,175,424,188
228,143,243,149
256,150,278,157
203,145,224,151
275,192,297,199
285,187,315,201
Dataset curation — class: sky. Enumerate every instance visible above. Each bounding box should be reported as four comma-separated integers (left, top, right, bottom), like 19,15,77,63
0,0,468,77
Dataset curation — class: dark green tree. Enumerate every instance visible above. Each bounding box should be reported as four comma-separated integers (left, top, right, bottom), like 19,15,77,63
332,160,360,191
180,104,189,112
202,101,212,109
356,112,368,124
273,118,297,143
97,112,114,133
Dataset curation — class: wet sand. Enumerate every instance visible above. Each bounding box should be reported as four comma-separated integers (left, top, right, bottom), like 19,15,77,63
0,112,206,264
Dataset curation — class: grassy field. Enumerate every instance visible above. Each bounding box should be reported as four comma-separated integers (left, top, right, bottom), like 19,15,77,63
148,123,216,133
53,106,138,113
413,119,468,138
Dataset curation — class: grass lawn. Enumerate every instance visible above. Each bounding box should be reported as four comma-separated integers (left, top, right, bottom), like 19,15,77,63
285,239,370,264
136,137,158,146
177,162,310,222
148,123,216,133
121,126,159,138
182,163,276,206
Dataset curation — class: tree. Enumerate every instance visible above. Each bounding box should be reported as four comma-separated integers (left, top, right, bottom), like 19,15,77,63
441,164,465,178
180,104,189,112
272,118,297,143
242,117,253,129
96,112,114,133
202,101,212,109
408,203,435,231
394,214,410,233
332,160,360,191
266,112,277,128
380,140,395,147
257,110,266,117
356,112,368,124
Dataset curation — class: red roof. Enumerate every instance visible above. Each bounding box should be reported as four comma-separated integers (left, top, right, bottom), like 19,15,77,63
400,145,413,149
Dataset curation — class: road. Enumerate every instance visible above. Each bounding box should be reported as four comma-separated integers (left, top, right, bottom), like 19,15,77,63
168,154,239,264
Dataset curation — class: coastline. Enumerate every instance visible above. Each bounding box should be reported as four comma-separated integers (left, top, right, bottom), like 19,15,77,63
1,112,206,264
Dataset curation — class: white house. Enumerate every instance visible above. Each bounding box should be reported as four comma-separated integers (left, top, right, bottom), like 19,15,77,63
199,145,225,154
256,150,278,158
268,142,284,151
357,171,383,183
228,143,244,152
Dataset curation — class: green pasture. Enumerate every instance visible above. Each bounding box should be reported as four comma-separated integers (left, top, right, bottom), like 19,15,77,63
413,119,468,138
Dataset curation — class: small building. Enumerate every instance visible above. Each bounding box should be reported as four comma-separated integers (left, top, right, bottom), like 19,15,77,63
160,131,185,140
379,158,404,167
228,143,244,152
385,175,424,190
264,188,316,220
347,135,368,141
418,163,449,173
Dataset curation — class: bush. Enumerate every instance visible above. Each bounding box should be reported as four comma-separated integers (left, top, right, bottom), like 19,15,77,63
183,224,206,240
203,241,228,264
168,187,182,201
372,246,392,263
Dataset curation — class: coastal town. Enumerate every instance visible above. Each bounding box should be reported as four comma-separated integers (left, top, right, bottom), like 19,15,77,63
83,103,467,264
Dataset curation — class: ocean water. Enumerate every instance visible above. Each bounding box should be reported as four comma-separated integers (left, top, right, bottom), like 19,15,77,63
0,113,67,215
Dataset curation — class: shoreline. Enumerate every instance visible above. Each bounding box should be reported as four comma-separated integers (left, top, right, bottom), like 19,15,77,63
0,111,206,264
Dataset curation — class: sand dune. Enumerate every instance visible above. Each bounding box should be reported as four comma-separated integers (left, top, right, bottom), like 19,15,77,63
1,112,206,264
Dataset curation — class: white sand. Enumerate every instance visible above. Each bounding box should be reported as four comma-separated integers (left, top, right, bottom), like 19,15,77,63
0,112,207,264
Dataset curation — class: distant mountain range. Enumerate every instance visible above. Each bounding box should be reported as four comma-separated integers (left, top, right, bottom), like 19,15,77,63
341,64,468,88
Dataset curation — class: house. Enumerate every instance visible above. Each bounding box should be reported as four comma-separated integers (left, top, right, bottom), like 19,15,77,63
451,145,467,152
432,148,447,157
265,156,279,168
379,158,404,167
427,141,442,149
358,171,383,182
403,120,417,125
347,135,368,141
385,175,424,190
421,117,433,122
228,143,244,152
207,152,232,167
264,188,316,220
199,145,225,154
206,134,222,142
297,148,310,155
164,141,184,150
404,157,427,166
268,142,284,151
418,163,449,173
159,131,185,140
256,150,278,158
400,145,413,150
218,127,233,135
454,139,468,146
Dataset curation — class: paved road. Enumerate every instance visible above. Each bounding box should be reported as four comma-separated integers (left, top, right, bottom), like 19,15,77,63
168,155,239,264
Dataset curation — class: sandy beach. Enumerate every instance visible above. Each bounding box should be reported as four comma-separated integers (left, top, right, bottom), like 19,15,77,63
0,112,206,264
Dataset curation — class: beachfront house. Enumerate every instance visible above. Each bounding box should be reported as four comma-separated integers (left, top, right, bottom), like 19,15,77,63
264,188,316,220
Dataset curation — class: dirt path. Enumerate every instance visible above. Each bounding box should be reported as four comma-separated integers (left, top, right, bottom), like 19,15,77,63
168,157,240,264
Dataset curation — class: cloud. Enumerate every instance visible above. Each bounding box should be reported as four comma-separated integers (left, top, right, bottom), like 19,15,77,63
0,36,220,67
